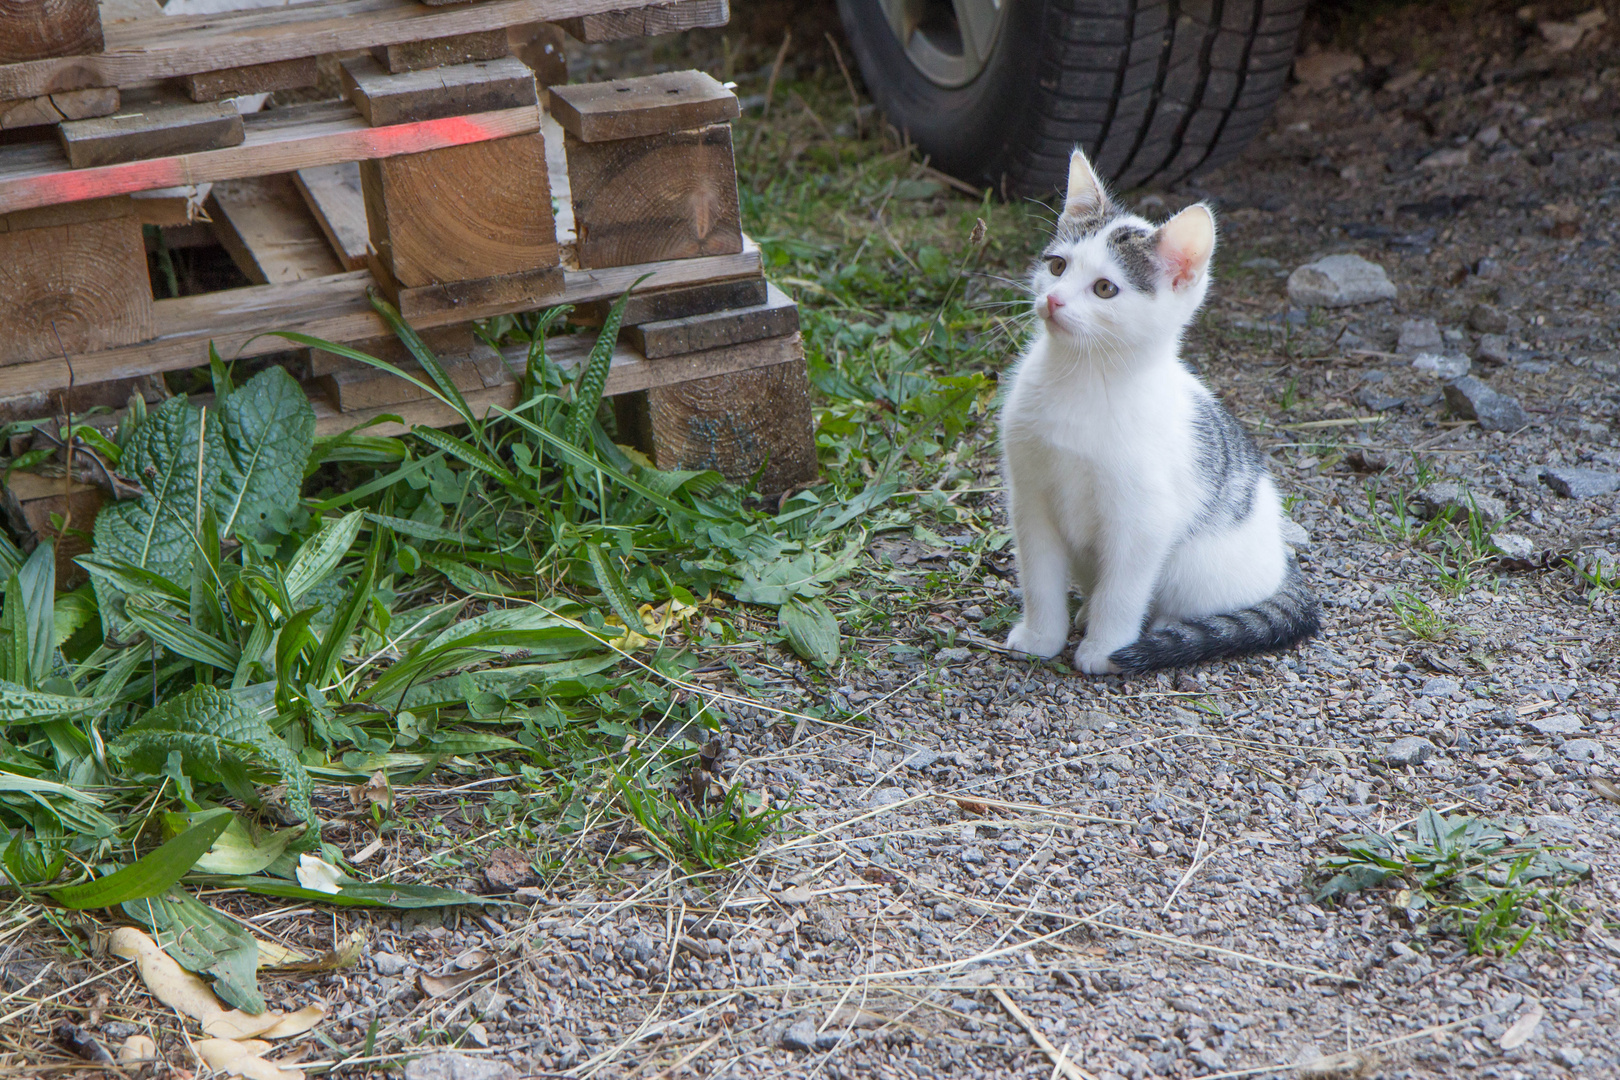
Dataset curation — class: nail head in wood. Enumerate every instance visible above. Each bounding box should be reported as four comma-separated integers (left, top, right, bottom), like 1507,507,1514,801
549,69,739,143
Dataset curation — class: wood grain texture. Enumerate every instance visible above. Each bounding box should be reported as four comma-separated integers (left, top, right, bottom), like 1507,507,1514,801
342,53,535,127
307,323,489,376
0,85,116,129
181,55,317,101
59,99,243,168
0,197,153,365
322,356,484,411
0,99,540,214
625,281,797,358
292,161,368,270
372,29,509,73
632,350,816,492
549,69,737,142
368,251,565,322
207,174,344,285
557,0,727,42
568,122,739,269
1,471,103,587
0,0,644,100
0,241,761,398
362,131,555,286
0,0,104,63
574,275,765,326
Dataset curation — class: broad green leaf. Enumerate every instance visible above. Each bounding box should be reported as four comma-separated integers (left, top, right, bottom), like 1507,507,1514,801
732,541,863,606
217,877,499,909
215,366,316,542
398,655,621,709
122,886,264,1013
124,595,242,671
167,812,303,876
284,511,364,605
52,808,233,909
16,540,56,686
0,681,97,725
779,598,840,665
0,768,104,805
110,686,316,842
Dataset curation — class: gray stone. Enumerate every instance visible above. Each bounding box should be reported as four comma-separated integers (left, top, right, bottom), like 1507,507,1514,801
935,647,973,663
1475,256,1501,278
1412,481,1507,525
1444,376,1529,431
1287,254,1398,308
1355,387,1406,411
959,847,985,865
1562,739,1606,762
1386,737,1436,766
1475,333,1514,365
1492,532,1536,559
1420,677,1459,697
373,952,408,978
1280,519,1311,547
814,1031,842,1051
1555,1048,1585,1068
933,903,956,921
1397,319,1443,353
868,787,908,809
903,748,940,770
1194,1049,1229,1072
1542,468,1620,498
1468,303,1521,334
404,1053,518,1080
1412,352,1470,379
781,1020,818,1051
1527,714,1583,735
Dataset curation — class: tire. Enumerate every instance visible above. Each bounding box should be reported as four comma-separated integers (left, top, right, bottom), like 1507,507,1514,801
836,0,1307,196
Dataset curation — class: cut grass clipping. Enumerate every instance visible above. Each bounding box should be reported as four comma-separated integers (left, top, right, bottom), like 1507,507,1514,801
1314,809,1590,954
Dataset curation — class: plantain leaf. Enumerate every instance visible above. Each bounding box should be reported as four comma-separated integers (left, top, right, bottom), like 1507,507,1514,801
52,808,233,909
215,366,315,543
110,686,315,843
779,598,840,665
122,885,265,1013
586,544,644,630
567,277,649,446
283,510,364,606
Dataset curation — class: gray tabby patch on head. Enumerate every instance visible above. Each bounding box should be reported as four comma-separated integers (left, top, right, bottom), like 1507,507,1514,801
1106,225,1158,293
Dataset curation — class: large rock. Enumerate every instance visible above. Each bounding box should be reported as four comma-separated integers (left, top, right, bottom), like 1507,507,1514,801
1412,481,1506,525
1287,254,1397,308
405,1054,518,1080
1397,319,1443,354
1542,468,1620,498
1475,334,1514,365
1413,353,1470,380
1444,376,1528,431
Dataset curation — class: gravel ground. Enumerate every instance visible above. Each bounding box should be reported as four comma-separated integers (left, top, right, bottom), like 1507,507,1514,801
8,4,1618,1079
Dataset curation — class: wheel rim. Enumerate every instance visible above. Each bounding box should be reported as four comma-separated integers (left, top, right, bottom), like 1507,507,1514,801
876,0,1008,89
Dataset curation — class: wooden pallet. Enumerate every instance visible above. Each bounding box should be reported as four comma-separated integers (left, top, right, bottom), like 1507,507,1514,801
0,0,814,539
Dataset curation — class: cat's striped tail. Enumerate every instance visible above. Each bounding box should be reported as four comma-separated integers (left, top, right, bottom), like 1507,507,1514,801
1109,559,1320,674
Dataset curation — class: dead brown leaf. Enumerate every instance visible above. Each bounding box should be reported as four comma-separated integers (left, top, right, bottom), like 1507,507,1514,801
348,770,393,815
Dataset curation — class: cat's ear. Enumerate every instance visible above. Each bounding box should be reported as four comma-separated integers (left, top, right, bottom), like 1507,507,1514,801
1156,204,1216,291
1062,148,1108,219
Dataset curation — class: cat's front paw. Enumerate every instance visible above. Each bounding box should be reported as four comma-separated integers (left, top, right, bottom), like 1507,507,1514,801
1072,641,1122,675
1006,622,1066,659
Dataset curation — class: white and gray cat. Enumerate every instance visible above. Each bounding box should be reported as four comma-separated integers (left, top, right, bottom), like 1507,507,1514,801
1001,148,1318,675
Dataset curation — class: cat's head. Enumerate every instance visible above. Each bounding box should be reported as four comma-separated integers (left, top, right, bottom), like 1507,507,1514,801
1031,148,1216,352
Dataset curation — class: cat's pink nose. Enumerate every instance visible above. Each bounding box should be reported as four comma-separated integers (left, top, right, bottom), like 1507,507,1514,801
1043,295,1064,318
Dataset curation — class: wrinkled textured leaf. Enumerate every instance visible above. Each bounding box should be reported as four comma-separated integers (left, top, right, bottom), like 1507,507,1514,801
779,598,840,665
216,367,315,542
111,686,315,841
0,680,98,725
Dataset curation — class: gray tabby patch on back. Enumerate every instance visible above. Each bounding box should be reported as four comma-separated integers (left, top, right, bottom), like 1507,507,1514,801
1188,393,1264,533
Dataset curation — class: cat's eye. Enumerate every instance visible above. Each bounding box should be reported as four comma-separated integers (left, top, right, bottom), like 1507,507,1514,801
1045,256,1067,276
1093,278,1120,299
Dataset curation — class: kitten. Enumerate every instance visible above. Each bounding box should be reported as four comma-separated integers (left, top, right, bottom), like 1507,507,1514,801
1000,148,1319,675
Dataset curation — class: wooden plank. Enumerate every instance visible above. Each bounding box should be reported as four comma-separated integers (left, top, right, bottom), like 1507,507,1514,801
0,0,660,100
0,86,117,129
0,99,540,214
292,162,367,270
0,241,762,398
510,22,567,87
549,69,737,143
0,0,104,64
342,53,535,127
181,56,318,102
369,252,565,322
574,276,766,326
620,350,815,492
567,122,739,269
307,323,491,376
625,282,796,358
557,0,727,42
0,370,161,422
371,29,509,73
362,130,555,286
59,99,243,168
0,195,153,365
313,328,801,437
132,182,209,226
323,356,485,411
0,471,103,587
206,174,344,285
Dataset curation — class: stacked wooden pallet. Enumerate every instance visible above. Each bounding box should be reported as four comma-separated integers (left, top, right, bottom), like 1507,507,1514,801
0,0,815,523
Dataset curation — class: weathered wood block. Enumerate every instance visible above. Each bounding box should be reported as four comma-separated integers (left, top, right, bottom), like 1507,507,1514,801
0,86,117,129
207,174,344,285
1,471,103,588
58,100,244,168
558,0,729,42
361,130,556,287
625,282,797,359
293,162,368,271
574,276,767,327
342,53,536,127
368,254,565,323
0,196,154,366
372,29,509,73
0,371,162,424
566,122,741,269
549,69,738,143
323,358,487,412
616,342,817,493
509,22,567,88
0,0,104,64
181,56,319,102
308,324,495,377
